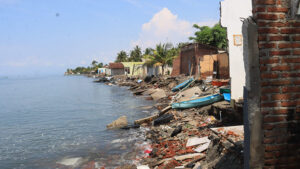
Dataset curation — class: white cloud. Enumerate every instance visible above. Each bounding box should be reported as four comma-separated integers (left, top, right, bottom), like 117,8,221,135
132,8,217,49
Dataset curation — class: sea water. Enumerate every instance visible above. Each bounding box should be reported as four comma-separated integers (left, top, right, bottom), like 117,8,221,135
0,75,154,169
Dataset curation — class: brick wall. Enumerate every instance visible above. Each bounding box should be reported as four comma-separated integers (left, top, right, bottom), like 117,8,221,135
180,48,195,75
171,55,181,76
252,0,300,168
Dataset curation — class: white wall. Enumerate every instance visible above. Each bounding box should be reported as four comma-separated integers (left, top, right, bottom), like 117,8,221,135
221,0,252,100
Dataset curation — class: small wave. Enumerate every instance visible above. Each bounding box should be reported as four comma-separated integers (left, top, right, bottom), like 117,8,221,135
57,157,82,167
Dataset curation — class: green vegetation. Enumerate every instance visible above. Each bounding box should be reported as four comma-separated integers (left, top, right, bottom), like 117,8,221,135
115,50,128,62
67,60,104,74
189,23,227,49
143,43,180,75
66,23,228,75
128,45,143,62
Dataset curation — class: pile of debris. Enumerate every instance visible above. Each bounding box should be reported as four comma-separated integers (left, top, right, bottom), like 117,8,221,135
137,109,244,169
97,75,244,169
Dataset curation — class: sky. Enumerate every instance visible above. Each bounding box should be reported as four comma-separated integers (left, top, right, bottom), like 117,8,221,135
0,0,221,76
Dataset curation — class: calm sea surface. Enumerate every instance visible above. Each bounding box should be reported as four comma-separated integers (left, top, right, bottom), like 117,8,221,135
0,75,154,169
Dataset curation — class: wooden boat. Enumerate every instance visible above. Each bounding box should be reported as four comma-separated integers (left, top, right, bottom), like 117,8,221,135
171,78,194,92
172,94,223,109
211,79,229,87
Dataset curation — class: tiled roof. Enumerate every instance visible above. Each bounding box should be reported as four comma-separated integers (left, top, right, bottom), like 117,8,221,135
109,63,124,69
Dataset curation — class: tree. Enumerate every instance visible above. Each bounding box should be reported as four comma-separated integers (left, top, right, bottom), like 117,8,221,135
144,47,154,56
189,23,227,49
144,43,179,75
115,50,128,62
91,60,98,68
128,45,142,62
97,62,103,68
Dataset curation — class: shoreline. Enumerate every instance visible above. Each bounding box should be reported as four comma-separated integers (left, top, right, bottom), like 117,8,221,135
81,74,244,169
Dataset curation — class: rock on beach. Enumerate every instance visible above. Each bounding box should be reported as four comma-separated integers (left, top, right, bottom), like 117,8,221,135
106,116,128,129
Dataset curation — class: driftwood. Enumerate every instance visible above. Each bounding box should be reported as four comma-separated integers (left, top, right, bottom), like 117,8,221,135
158,105,172,116
134,105,172,125
134,114,159,125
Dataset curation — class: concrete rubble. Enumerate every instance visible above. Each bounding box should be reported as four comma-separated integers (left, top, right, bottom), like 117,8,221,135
97,75,243,169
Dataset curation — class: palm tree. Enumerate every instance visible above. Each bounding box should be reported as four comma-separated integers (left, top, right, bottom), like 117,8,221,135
115,51,128,62
144,47,154,56
91,60,98,68
144,43,179,75
128,45,142,62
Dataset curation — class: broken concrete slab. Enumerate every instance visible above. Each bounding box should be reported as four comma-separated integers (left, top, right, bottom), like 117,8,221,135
151,89,167,101
136,165,150,169
143,88,157,95
186,136,210,147
194,141,211,153
210,125,244,143
192,162,201,169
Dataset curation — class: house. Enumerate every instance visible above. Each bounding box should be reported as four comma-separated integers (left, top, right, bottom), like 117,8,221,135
108,63,125,76
220,0,252,101
97,68,108,75
121,62,145,77
171,43,228,79
146,63,173,76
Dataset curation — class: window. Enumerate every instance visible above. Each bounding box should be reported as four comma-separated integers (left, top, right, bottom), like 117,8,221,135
124,67,130,74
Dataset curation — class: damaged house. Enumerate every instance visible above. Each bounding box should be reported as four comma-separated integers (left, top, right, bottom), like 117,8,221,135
108,63,125,76
171,43,229,79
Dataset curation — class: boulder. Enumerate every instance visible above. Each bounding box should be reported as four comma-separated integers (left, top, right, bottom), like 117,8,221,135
151,89,167,101
107,116,128,129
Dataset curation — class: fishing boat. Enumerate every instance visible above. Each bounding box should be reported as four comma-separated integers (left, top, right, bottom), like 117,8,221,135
171,78,194,92
172,94,223,109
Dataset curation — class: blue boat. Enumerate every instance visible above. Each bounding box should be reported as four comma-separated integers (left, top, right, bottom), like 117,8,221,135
171,94,223,109
171,78,194,92
223,93,231,102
